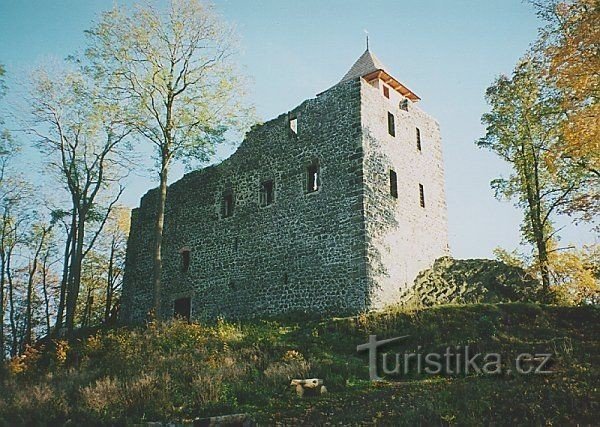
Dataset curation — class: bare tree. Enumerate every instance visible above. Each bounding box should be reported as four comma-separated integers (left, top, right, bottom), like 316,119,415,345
23,223,52,348
85,0,252,318
2,201,34,356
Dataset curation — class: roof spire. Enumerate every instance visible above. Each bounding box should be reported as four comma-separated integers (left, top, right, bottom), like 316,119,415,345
339,48,385,83
335,48,421,102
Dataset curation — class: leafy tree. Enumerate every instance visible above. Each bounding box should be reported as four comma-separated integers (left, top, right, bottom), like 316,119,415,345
492,247,530,270
78,250,107,328
101,206,129,323
494,243,599,305
549,244,600,305
477,58,588,292
77,206,129,327
27,66,131,335
84,0,252,317
530,0,599,221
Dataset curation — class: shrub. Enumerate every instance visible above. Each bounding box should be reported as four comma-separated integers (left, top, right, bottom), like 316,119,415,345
263,351,311,387
1,381,69,426
81,373,173,423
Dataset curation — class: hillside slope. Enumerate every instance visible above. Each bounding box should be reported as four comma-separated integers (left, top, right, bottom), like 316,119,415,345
0,303,598,425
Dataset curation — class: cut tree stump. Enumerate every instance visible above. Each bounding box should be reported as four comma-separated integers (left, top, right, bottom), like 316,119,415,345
290,378,327,397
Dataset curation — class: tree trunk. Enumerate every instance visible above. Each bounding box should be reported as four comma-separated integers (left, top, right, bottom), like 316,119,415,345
41,252,51,337
152,158,169,319
0,250,5,362
105,237,116,323
65,209,86,335
521,142,552,292
527,198,551,290
0,214,6,361
0,252,4,362
82,288,93,328
530,142,552,292
54,221,73,335
0,208,11,360
536,238,551,290
6,246,17,356
24,262,34,348
24,229,46,348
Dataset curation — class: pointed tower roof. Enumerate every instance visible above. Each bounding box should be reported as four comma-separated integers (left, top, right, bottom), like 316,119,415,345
339,49,387,83
338,49,421,102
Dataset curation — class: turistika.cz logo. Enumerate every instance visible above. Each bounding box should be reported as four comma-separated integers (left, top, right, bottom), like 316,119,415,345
357,335,553,381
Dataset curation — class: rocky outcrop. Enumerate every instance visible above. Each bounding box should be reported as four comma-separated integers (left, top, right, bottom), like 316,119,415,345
399,257,542,307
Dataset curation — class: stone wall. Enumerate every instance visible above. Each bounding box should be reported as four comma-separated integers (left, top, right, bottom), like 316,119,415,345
121,79,369,322
360,79,450,308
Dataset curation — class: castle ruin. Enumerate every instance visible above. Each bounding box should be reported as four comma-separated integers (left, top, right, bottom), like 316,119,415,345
120,49,449,322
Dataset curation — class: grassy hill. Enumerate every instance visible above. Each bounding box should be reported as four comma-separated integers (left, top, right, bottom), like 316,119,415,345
0,303,598,425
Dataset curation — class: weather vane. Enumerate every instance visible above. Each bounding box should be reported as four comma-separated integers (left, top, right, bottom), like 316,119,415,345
364,29,369,50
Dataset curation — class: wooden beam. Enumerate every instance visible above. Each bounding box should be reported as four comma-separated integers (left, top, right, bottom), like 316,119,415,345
362,69,421,102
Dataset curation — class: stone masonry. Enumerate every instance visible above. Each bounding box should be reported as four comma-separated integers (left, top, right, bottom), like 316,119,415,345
120,49,449,322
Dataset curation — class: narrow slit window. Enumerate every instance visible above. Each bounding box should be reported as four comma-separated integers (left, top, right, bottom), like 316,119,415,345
260,180,275,207
416,127,422,151
419,184,425,208
387,112,395,137
289,117,298,135
173,297,191,322
222,191,234,218
390,170,398,198
383,85,390,99
306,159,320,193
181,249,190,272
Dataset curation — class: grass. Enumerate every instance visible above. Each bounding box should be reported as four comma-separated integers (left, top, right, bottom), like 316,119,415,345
0,303,598,425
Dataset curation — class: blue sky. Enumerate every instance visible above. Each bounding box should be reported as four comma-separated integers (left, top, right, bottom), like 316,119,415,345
0,0,596,258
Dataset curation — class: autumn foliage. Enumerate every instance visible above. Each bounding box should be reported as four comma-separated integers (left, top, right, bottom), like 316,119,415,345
533,0,600,218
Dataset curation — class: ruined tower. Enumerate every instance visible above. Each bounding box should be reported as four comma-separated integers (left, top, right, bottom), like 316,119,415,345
120,49,449,322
